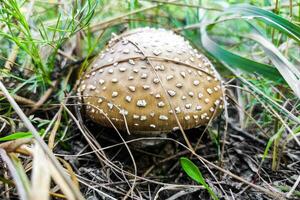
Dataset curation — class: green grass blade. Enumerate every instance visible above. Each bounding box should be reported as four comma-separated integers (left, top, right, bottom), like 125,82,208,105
201,4,300,91
262,130,281,162
201,25,282,81
224,5,300,43
0,132,33,141
246,33,300,98
0,130,44,141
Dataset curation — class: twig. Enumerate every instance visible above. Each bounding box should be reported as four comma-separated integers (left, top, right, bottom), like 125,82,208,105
77,178,118,200
286,174,300,197
154,185,203,200
228,122,266,146
0,92,36,106
165,187,201,200
28,80,58,114
58,50,77,62
4,44,19,71
220,87,229,168
194,154,284,199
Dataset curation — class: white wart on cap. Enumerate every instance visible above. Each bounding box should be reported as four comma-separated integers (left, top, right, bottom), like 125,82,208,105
78,27,224,134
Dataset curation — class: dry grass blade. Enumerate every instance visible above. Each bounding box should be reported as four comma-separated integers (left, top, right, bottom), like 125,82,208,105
0,149,28,200
28,80,58,114
47,160,76,200
89,0,177,32
9,154,31,193
0,80,85,200
29,143,51,200
3,43,19,71
142,0,223,11
57,157,80,189
231,72,300,124
0,138,32,153
47,108,62,149
287,175,300,198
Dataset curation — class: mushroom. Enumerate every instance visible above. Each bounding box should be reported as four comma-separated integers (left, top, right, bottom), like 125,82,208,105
78,27,223,134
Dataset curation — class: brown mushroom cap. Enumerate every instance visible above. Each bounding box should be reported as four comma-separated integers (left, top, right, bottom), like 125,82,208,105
78,27,223,134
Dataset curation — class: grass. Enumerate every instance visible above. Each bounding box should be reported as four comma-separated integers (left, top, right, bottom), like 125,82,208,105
0,0,299,199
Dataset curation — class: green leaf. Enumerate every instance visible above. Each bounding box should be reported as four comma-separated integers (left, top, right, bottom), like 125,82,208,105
180,157,219,200
180,157,205,185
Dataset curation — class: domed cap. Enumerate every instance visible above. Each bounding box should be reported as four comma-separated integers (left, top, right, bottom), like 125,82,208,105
78,27,224,134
